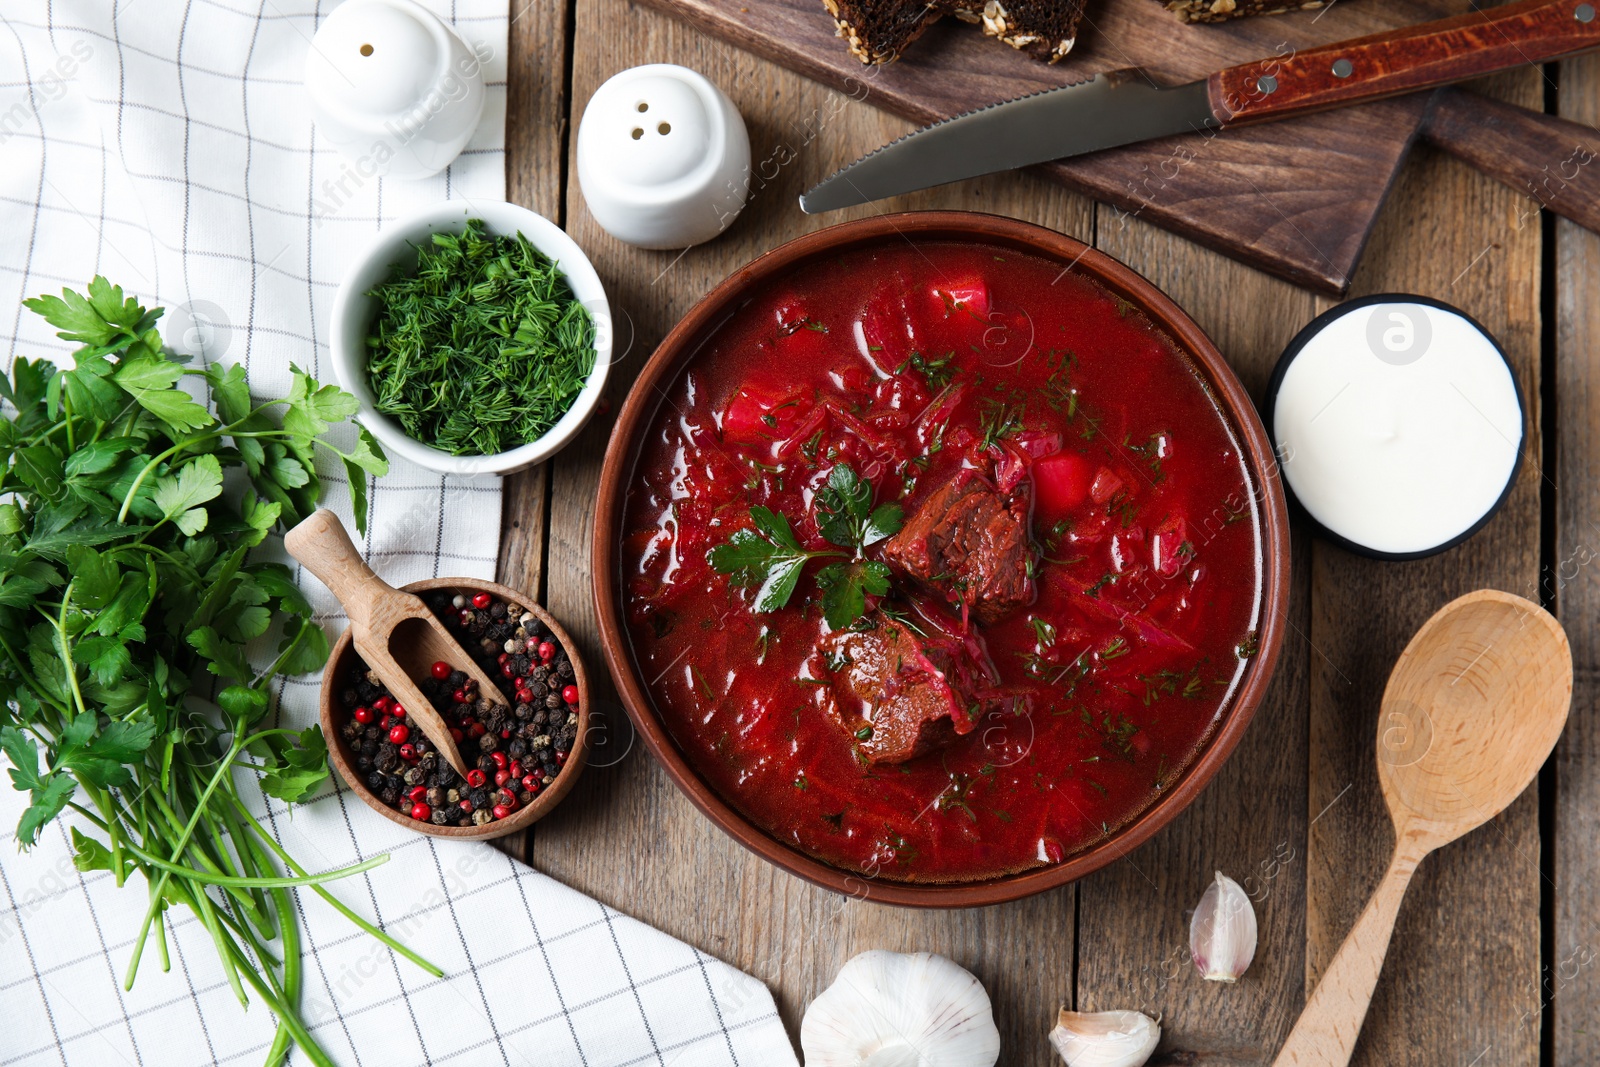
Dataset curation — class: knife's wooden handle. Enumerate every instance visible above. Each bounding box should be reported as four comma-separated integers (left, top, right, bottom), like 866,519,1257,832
1423,87,1600,235
1211,0,1600,126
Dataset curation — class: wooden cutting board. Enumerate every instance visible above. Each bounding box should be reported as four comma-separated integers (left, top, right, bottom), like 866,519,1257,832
634,0,1479,293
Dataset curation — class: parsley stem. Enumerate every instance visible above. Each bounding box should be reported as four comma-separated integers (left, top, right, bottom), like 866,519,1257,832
85,784,126,886
121,838,389,887
130,731,247,971
258,619,313,685
51,583,87,717
228,793,445,977
225,938,337,1067
148,877,171,973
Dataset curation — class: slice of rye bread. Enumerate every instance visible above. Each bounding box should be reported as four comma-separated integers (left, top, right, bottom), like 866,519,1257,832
824,0,946,63
1158,0,1329,22
957,0,1089,62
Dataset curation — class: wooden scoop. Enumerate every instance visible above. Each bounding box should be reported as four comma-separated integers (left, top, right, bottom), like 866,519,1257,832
284,509,508,780
1272,589,1572,1067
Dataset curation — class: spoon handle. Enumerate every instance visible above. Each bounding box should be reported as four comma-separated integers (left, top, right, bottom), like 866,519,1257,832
284,509,393,630
1271,840,1428,1067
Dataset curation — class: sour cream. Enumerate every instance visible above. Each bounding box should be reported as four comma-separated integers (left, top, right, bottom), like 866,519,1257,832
1266,296,1523,559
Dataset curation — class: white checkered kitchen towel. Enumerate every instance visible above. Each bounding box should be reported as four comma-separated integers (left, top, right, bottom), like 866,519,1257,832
0,3,798,1066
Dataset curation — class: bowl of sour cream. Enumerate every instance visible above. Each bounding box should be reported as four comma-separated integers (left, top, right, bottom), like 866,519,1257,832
1264,294,1524,560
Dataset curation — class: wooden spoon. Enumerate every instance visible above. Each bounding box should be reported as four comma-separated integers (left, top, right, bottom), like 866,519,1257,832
1272,589,1572,1067
284,509,508,780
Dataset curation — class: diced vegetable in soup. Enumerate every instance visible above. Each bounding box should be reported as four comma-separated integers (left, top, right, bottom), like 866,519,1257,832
621,241,1261,884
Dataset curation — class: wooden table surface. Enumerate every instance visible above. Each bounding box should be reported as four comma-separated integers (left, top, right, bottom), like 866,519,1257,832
489,5,1600,1063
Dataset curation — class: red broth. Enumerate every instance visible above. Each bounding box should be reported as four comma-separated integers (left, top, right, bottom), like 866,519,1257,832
620,240,1262,883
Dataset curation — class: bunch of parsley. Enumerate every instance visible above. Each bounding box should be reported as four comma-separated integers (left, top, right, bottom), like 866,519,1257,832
364,219,596,456
0,279,435,1067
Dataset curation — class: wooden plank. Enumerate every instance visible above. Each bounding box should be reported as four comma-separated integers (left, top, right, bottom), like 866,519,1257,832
1303,68,1545,1067
1076,218,1317,1062
1553,50,1600,1067
493,0,567,869
631,0,1483,293
531,0,1113,1058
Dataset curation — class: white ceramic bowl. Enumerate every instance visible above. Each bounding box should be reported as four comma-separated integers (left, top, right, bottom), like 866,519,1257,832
330,200,612,476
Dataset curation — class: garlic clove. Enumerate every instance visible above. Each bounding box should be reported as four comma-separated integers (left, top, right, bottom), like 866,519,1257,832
801,950,1001,1067
1189,869,1258,982
1048,1009,1160,1067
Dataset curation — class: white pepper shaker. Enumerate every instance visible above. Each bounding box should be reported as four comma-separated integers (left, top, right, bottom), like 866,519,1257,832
576,64,751,249
305,0,486,181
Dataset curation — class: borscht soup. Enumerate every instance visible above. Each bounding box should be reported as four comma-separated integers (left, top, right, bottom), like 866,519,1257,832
619,239,1263,884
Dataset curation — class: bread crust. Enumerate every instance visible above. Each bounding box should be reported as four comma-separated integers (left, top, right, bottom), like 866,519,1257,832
824,0,1085,64
823,0,945,63
1158,0,1327,23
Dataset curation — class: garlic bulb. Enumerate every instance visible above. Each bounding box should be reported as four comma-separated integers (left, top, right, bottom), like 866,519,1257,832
801,950,1001,1066
1048,1009,1160,1067
1189,870,1258,982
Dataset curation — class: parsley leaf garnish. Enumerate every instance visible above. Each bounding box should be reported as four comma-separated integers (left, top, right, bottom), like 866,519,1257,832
709,463,902,627
707,506,839,612
816,559,892,629
815,463,903,551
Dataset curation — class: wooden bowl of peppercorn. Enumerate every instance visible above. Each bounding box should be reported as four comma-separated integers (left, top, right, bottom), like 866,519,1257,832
320,577,590,840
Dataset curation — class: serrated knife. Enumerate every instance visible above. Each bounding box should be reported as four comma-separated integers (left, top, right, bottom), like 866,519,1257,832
801,0,1600,213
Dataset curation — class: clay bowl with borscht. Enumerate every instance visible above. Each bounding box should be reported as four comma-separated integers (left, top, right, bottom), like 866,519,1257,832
593,212,1289,907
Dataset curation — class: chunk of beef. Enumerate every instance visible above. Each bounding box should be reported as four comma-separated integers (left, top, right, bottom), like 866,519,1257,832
809,613,996,764
882,470,1034,624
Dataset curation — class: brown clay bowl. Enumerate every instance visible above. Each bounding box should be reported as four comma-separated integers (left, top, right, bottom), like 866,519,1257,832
592,211,1290,906
319,577,590,840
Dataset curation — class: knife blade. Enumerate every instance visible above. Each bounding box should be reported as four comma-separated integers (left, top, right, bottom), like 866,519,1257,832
802,0,1600,214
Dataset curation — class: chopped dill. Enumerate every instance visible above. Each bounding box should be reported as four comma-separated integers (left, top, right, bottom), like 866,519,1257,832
1099,636,1129,661
978,398,1025,450
1124,431,1171,481
895,350,957,389
365,219,596,457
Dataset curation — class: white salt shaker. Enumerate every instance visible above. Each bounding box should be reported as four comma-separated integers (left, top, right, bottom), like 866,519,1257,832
305,0,486,181
577,64,751,249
